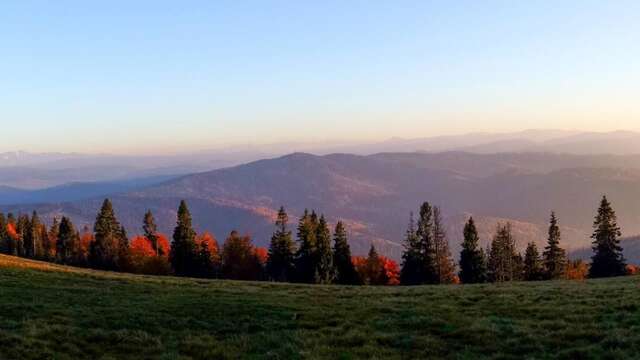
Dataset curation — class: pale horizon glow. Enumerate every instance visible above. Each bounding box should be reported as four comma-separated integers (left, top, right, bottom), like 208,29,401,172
2,1,639,154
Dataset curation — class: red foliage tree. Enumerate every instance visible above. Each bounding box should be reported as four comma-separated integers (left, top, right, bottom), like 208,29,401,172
129,234,171,275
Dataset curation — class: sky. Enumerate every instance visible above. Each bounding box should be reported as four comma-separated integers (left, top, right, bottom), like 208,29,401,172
1,0,639,154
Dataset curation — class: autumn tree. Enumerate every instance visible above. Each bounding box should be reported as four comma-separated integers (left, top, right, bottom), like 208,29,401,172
266,207,296,282
589,196,626,278
459,217,487,284
333,221,359,285
89,199,127,270
400,212,424,285
295,210,318,283
56,216,80,265
5,214,18,256
0,212,8,254
432,207,455,284
523,242,544,281
314,215,334,284
170,200,199,277
221,231,262,280
43,218,60,261
543,212,566,280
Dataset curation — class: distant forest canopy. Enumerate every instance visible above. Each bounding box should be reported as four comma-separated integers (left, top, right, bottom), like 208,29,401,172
0,196,635,285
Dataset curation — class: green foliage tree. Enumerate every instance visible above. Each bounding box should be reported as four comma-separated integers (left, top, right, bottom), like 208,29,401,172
56,216,80,265
333,221,359,285
295,210,318,283
459,217,487,284
266,206,296,282
170,200,199,277
400,212,424,285
89,199,125,271
314,215,334,284
417,202,438,284
589,196,626,278
488,223,521,282
543,212,566,280
523,242,544,281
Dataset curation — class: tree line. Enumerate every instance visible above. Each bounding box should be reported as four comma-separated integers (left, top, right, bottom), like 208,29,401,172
0,195,630,285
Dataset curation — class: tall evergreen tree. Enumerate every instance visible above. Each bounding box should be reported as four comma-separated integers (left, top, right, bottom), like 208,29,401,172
295,210,318,283
89,199,124,270
25,211,44,259
488,223,521,282
15,214,29,257
364,245,388,285
459,217,487,284
543,212,566,280
333,221,359,285
400,212,424,285
523,242,544,281
314,215,334,284
45,218,60,261
416,202,438,284
266,206,296,282
432,207,456,284
170,200,198,276
57,216,80,265
589,196,626,278
196,234,215,278
143,210,161,256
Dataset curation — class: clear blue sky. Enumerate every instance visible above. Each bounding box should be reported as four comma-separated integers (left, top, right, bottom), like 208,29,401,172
2,0,639,154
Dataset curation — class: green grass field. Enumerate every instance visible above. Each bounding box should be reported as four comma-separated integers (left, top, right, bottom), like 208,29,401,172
1,254,639,359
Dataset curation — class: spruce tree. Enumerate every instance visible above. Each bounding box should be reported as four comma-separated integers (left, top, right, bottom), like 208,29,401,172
459,217,487,284
400,212,424,285
333,221,359,285
523,242,543,281
27,211,44,259
143,210,161,256
266,206,296,282
16,214,30,257
488,223,520,282
295,210,317,283
589,196,626,278
433,207,455,284
46,218,60,261
57,216,80,265
90,199,124,270
543,212,566,280
417,202,438,284
196,235,215,278
314,215,334,284
170,200,198,276
365,245,388,285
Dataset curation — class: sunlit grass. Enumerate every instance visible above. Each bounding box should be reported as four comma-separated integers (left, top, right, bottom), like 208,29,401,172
1,254,639,359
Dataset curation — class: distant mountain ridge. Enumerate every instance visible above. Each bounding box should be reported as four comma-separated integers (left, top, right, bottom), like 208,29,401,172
5,151,640,261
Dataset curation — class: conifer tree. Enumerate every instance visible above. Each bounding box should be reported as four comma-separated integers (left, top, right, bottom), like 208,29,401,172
314,215,334,284
90,199,124,270
0,212,8,254
266,206,296,282
57,216,80,265
488,223,520,282
459,217,487,284
333,221,359,285
170,200,198,276
543,212,566,280
417,202,438,284
433,207,456,284
523,242,544,281
143,210,161,256
589,196,626,278
45,218,60,261
364,245,388,285
25,211,44,259
15,214,29,257
295,209,318,283
196,234,215,278
400,212,424,285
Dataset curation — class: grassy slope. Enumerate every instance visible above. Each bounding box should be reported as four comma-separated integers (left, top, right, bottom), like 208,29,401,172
1,255,640,360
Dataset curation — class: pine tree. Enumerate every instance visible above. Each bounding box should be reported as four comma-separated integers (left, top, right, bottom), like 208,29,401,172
523,242,543,281
333,221,359,285
488,223,520,282
45,218,60,261
400,212,424,285
26,211,44,259
365,245,388,285
295,210,318,283
589,196,626,278
432,207,456,284
57,216,80,265
143,210,161,256
314,215,334,284
196,234,215,278
118,225,131,271
170,200,198,276
459,217,487,284
15,214,29,257
90,199,124,271
266,206,296,282
543,212,566,280
417,202,438,284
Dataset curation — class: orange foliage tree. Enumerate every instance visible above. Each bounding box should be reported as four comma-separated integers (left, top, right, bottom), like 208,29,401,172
565,259,589,280
129,234,171,275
